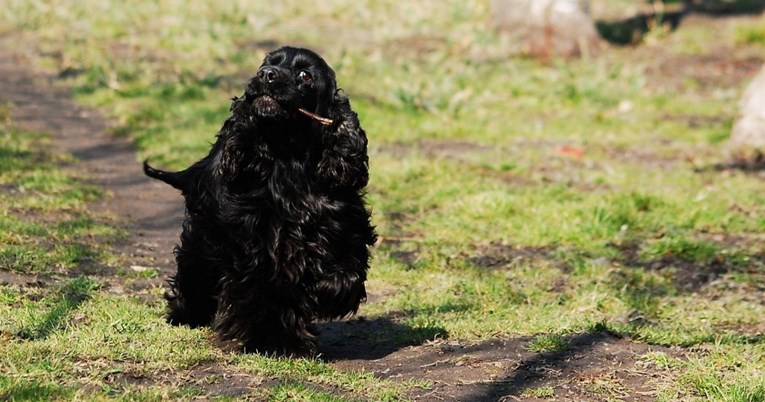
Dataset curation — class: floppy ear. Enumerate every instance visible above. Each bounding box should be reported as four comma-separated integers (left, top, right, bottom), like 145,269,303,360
313,67,337,120
315,92,369,191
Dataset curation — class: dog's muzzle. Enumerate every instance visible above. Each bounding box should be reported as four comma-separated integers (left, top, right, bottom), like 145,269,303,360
252,95,285,118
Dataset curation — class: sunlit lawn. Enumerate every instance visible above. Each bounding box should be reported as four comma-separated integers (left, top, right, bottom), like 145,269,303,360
1,1,765,400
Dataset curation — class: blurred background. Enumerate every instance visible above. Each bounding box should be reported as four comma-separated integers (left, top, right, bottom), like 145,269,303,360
1,0,763,165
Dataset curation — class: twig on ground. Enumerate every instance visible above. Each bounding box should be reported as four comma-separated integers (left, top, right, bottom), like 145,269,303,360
420,358,452,369
376,236,426,245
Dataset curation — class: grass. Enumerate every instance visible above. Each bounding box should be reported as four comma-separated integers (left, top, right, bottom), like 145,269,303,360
735,21,765,45
527,334,570,354
521,386,555,399
0,113,121,275
2,273,409,400
0,104,405,399
1,0,765,400
15,277,97,341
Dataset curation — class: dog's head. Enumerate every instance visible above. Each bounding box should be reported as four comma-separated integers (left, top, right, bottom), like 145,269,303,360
244,46,336,123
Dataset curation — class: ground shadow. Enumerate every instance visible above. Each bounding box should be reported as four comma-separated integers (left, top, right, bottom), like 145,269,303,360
15,277,94,340
686,0,765,15
596,0,765,46
696,158,765,173
463,329,616,401
317,315,447,361
467,237,764,295
611,240,765,293
0,383,68,401
596,11,684,45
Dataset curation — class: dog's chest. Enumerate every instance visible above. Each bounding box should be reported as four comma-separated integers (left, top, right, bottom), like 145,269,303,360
219,159,336,265
228,157,326,219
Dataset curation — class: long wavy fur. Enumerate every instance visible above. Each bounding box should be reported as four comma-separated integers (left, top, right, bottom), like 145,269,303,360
144,47,376,356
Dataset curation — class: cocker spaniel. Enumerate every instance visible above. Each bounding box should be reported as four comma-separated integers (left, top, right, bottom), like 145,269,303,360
143,46,376,356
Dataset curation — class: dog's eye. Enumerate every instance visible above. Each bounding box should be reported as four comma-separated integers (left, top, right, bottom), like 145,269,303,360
297,70,313,83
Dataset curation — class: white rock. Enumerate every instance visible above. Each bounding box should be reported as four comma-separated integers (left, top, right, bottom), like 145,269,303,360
490,0,600,57
729,64,765,158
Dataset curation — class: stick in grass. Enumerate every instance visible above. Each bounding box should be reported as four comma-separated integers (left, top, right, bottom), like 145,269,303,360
297,108,334,126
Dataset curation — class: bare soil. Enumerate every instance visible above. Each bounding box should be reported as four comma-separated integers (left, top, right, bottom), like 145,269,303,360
331,331,679,401
0,11,761,400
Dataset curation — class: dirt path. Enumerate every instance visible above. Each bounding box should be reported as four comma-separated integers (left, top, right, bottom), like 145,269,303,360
0,35,682,401
0,36,182,288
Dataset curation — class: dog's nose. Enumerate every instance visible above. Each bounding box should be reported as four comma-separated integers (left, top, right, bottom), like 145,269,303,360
256,66,281,83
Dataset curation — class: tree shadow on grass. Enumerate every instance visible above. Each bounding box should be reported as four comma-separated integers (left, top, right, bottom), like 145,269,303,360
686,0,765,15
596,11,685,45
15,277,95,340
468,236,764,295
0,382,69,402
696,157,765,173
596,0,765,46
609,238,765,294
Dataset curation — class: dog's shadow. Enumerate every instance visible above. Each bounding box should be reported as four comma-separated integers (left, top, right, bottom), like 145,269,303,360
317,314,446,361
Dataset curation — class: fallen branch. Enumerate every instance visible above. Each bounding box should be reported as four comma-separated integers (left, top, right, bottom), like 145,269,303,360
297,108,333,126
376,235,426,245
420,358,452,369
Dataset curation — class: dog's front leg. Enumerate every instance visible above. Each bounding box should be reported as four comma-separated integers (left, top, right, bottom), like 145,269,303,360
212,280,318,357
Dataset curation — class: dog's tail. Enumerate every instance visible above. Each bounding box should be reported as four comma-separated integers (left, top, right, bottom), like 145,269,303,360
143,160,189,191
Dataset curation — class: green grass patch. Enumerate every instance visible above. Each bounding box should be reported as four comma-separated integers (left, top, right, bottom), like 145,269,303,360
521,386,556,399
234,355,417,401
15,277,96,340
2,288,409,400
527,334,570,354
260,382,349,402
735,28,765,46
0,124,122,275
1,0,765,399
677,344,765,402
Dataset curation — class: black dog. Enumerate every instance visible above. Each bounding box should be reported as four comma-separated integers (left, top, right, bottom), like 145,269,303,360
143,46,376,356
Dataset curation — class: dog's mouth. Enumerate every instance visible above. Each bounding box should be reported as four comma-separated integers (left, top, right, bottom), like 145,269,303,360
249,95,333,126
252,95,287,119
